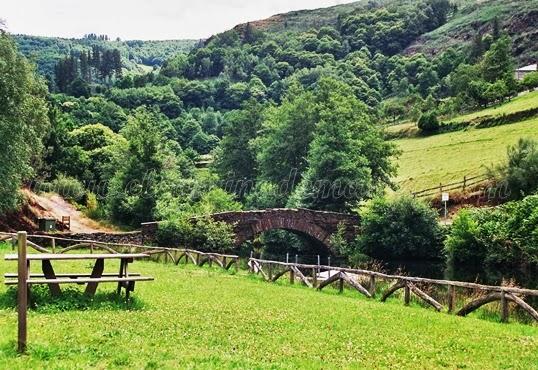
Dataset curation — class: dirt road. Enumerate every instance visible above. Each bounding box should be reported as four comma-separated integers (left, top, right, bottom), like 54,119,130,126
26,191,115,233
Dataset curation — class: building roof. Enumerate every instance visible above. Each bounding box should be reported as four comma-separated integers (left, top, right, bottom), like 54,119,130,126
516,64,538,72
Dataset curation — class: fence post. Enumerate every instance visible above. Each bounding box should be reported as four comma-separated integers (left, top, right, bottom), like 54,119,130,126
286,253,289,264
501,291,509,323
295,254,298,264
369,275,376,297
51,238,56,254
17,231,28,353
463,176,467,192
447,285,456,313
404,283,410,306
289,266,295,285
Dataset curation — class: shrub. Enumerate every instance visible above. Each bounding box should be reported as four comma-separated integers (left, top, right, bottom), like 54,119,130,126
417,111,440,133
445,196,538,266
51,175,85,203
521,71,538,91
493,138,538,200
444,209,484,264
84,192,105,219
355,196,444,260
156,216,235,252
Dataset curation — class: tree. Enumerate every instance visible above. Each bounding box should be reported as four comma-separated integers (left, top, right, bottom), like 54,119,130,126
213,100,264,199
492,16,501,40
0,32,49,212
481,36,513,82
493,138,538,200
107,107,178,226
381,99,406,123
254,83,318,199
355,196,444,260
469,33,484,63
290,78,398,212
417,111,440,133
521,72,538,91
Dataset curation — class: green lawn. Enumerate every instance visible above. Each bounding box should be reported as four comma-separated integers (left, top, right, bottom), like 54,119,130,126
394,117,538,192
0,246,537,368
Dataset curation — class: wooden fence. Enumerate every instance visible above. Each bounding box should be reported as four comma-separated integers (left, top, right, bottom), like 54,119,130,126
411,174,491,199
0,232,239,271
248,258,538,323
3,231,537,330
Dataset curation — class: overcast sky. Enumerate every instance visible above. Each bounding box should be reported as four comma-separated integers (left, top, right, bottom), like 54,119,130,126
1,0,356,40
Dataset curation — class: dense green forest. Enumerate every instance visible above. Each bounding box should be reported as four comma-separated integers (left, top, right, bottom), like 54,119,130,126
15,34,196,81
3,0,538,266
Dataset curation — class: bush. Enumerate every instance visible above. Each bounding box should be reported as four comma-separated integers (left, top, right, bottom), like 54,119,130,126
355,196,444,260
51,175,85,203
84,192,105,219
417,111,440,133
493,138,538,200
445,196,538,266
156,216,235,252
521,72,538,91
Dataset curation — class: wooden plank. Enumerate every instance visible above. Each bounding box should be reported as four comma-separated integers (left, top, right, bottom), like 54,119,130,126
506,293,538,321
41,260,62,296
457,293,502,317
291,266,313,288
4,273,141,278
317,272,342,291
271,268,290,282
408,282,443,311
5,253,149,261
84,258,105,296
6,276,154,285
381,281,406,302
341,273,371,298
17,231,28,353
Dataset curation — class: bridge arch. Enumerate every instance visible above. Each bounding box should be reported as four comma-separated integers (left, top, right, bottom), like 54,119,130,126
209,208,359,248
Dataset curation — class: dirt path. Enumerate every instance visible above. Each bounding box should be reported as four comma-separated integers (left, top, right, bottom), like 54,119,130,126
26,191,115,233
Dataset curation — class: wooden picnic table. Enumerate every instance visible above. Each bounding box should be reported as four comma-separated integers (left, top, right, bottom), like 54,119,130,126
4,253,153,299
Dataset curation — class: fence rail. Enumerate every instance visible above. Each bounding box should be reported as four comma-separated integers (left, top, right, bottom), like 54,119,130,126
411,174,491,198
248,257,538,323
0,232,239,271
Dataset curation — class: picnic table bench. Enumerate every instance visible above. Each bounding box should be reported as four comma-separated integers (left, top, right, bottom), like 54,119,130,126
4,253,154,300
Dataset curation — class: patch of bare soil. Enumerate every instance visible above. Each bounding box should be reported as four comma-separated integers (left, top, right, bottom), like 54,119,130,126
0,189,115,233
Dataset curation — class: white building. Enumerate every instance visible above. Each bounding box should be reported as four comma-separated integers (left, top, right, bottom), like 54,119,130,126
515,63,537,80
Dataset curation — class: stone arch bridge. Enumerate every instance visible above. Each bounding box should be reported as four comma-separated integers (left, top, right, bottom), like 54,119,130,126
210,208,359,247
142,208,360,248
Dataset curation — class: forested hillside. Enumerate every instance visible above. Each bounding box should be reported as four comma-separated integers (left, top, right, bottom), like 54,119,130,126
15,34,197,80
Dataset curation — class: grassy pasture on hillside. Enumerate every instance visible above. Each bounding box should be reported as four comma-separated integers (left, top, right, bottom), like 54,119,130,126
385,90,538,139
0,244,537,368
394,117,538,192
448,90,538,124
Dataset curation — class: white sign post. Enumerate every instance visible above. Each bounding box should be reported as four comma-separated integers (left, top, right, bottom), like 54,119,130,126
442,192,449,219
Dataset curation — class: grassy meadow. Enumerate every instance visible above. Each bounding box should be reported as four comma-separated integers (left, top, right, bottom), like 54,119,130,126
448,90,538,124
394,116,538,192
0,244,537,369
